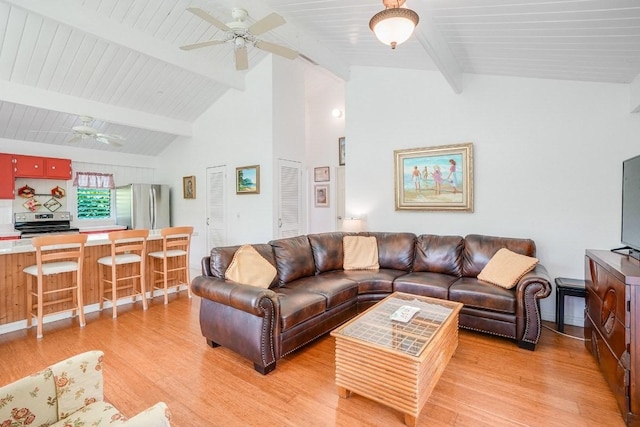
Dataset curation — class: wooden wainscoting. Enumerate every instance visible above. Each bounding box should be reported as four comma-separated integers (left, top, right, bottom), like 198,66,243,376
0,295,625,427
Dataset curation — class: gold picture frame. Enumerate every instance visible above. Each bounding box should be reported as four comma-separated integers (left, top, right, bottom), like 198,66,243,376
183,176,196,199
236,165,260,194
394,142,473,212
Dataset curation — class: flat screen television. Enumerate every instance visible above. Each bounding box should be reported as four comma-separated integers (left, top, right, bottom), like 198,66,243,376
622,154,640,260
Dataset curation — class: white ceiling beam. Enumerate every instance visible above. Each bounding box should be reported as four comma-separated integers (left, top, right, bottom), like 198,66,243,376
0,79,192,136
414,12,463,94
215,0,350,81
4,0,245,91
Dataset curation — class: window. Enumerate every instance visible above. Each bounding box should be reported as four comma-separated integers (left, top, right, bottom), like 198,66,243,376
77,188,111,219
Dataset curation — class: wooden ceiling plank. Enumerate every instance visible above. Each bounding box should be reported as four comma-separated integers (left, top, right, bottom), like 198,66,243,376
5,0,245,90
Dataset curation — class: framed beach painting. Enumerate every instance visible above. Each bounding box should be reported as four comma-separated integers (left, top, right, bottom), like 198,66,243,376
236,165,260,194
394,142,473,212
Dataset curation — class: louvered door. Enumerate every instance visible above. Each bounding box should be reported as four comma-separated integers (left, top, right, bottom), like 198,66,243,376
277,159,302,238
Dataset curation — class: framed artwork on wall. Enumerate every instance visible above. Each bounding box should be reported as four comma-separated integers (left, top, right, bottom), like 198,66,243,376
394,142,474,212
236,165,260,194
338,137,345,166
314,185,329,207
314,166,330,182
183,176,196,199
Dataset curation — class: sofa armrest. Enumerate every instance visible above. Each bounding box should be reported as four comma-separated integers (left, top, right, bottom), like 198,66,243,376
122,402,172,426
515,264,552,349
191,275,278,316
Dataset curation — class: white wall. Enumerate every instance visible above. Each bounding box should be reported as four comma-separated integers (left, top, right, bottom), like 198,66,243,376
156,57,276,265
346,67,640,323
305,68,346,233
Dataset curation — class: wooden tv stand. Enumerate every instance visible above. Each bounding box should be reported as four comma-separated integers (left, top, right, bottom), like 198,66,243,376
585,249,640,426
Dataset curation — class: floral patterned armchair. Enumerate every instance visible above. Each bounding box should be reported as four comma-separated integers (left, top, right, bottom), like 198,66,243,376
0,350,171,426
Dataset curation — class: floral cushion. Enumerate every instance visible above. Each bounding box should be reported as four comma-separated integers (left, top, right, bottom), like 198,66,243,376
50,401,123,426
119,402,172,426
48,350,105,420
0,368,58,427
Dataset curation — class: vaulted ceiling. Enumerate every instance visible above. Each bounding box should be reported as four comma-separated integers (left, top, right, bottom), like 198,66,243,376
1,0,639,156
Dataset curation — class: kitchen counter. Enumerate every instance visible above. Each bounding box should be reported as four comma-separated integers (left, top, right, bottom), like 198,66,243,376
0,229,187,331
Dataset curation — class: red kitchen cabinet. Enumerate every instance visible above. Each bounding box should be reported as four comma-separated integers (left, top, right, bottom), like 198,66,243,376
13,155,44,178
45,157,72,179
0,153,15,198
13,155,72,179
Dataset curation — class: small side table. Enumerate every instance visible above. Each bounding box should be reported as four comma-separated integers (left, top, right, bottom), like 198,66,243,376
555,277,586,333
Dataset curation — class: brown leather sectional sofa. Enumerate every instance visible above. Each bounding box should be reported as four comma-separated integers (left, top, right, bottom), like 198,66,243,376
191,232,552,374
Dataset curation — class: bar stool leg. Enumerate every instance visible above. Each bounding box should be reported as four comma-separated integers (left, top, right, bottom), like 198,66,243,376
163,257,169,305
98,263,105,311
77,268,86,328
36,275,44,339
140,257,148,310
111,263,118,319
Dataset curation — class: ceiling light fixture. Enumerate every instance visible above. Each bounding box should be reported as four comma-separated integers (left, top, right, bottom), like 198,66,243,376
369,0,419,50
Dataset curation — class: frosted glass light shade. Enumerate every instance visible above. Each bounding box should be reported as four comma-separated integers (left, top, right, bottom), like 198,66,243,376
369,8,419,49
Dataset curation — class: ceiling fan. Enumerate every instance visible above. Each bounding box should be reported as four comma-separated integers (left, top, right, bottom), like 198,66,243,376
68,116,125,147
180,7,299,70
29,116,125,146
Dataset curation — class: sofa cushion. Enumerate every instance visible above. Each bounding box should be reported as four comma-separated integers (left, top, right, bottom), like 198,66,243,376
210,244,278,287
270,236,316,284
343,236,379,270
413,235,463,276
365,232,416,271
49,350,105,420
462,234,536,278
225,245,277,289
275,288,327,331
393,272,459,300
477,248,538,289
449,277,517,314
0,367,58,427
309,232,349,273
283,276,358,309
52,401,124,427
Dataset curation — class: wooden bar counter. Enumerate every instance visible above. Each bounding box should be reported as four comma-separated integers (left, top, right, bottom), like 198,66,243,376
0,231,187,329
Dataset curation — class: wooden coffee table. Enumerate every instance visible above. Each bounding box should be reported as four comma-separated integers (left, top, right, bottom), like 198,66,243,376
331,292,463,426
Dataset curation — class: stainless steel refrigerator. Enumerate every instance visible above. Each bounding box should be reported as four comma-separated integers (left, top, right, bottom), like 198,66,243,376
115,184,170,230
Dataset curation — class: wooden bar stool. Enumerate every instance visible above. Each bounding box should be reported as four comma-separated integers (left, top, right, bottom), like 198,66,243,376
148,226,193,304
97,229,149,318
23,233,88,339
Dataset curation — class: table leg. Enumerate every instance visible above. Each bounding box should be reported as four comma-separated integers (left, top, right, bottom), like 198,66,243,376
404,413,417,427
337,386,351,398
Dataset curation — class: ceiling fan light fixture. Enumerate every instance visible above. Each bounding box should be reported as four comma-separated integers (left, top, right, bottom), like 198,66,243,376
369,0,419,49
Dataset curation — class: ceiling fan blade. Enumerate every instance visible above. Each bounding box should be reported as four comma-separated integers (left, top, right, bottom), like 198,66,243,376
186,7,231,32
235,46,249,70
68,135,82,143
248,13,286,36
180,40,226,51
96,136,123,147
255,40,298,60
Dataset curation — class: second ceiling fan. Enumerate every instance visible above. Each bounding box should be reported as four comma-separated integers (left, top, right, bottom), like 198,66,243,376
180,7,299,70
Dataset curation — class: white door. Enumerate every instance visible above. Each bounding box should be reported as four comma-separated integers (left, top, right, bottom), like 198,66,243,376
277,159,303,238
336,165,345,230
206,165,227,250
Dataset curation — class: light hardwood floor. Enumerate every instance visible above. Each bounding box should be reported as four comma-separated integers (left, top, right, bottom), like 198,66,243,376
0,293,625,427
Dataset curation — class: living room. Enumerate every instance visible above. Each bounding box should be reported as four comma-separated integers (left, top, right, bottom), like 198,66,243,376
1,1,639,426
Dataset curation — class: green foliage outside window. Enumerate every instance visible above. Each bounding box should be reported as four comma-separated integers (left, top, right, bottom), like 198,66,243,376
77,188,111,219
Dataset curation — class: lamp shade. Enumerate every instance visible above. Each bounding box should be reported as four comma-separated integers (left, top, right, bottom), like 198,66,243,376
369,7,419,49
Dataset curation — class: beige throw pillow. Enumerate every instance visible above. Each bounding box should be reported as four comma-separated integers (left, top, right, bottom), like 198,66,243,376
225,245,277,288
343,236,380,271
478,248,539,289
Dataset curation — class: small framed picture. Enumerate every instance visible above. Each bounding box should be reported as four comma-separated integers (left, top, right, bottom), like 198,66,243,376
314,166,330,182
338,137,345,166
183,176,196,199
314,185,329,207
236,165,260,194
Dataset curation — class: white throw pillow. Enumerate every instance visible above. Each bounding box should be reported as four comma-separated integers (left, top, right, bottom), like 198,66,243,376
225,245,277,288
